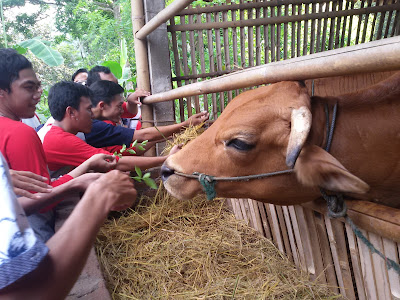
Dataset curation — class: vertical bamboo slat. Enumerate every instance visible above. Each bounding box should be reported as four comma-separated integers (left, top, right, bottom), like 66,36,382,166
205,12,218,119
294,206,316,275
282,206,299,265
169,17,185,122
345,223,367,300
303,3,309,55
248,7,255,67
358,228,378,299
222,7,233,102
188,13,200,113
314,213,339,293
179,15,192,118
255,0,261,66
231,7,240,96
276,4,282,61
275,206,292,260
361,0,374,43
382,237,400,298
257,201,272,240
346,1,355,46
310,2,316,54
265,204,285,253
288,206,307,271
213,10,224,112
303,209,328,283
283,4,289,59
325,218,356,298
369,232,392,299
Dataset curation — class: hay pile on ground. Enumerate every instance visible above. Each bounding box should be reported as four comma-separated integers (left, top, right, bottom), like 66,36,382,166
95,124,338,299
95,189,338,299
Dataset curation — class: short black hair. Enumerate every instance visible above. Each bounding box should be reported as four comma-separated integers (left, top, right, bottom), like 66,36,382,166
86,65,112,87
49,81,92,121
89,80,124,106
0,48,33,92
71,68,88,81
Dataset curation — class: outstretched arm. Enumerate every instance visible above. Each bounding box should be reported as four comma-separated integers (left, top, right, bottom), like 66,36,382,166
133,111,209,142
0,171,136,300
116,144,182,171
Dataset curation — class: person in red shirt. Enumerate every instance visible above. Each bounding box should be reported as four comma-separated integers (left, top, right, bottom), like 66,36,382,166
87,79,209,154
43,81,181,172
0,48,117,241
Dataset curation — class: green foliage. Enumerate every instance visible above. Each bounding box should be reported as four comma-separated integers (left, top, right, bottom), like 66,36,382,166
113,141,157,190
19,38,64,66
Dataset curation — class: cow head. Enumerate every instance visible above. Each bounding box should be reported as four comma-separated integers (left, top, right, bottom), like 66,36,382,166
161,81,369,205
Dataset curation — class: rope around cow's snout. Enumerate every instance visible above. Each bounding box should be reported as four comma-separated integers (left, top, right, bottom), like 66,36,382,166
174,169,295,201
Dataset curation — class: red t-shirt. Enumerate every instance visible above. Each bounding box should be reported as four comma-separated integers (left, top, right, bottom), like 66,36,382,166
42,126,116,171
0,117,73,211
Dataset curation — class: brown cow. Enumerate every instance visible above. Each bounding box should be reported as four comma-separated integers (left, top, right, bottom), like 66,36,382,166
161,72,400,208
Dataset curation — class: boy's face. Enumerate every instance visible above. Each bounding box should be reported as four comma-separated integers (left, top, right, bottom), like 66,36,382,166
75,96,94,133
0,68,42,120
74,72,88,83
103,94,124,123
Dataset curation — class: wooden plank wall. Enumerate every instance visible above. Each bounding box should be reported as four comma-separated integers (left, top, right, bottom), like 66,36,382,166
167,0,400,122
228,71,400,300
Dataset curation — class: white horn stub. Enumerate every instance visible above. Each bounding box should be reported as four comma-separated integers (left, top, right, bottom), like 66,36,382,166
286,106,312,168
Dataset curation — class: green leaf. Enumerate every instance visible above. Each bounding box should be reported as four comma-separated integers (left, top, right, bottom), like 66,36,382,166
131,140,138,147
121,144,127,152
143,178,158,189
102,61,122,79
19,38,64,66
135,166,142,177
143,172,151,179
131,176,142,182
127,149,136,154
113,151,118,156
141,140,148,146
13,45,27,54
137,145,145,151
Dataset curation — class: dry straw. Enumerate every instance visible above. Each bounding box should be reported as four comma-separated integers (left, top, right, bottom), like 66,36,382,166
95,125,339,300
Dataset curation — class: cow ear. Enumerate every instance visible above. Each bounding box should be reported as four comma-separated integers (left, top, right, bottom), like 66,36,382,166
294,145,369,194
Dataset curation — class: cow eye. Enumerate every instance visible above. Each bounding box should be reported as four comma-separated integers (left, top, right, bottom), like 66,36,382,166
226,139,255,151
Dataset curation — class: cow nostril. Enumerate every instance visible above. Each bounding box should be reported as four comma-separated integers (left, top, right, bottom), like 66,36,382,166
161,165,175,182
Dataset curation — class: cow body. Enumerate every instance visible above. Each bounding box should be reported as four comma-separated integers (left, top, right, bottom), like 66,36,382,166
162,72,400,208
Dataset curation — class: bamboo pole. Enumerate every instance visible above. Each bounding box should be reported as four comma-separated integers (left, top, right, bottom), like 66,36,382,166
135,0,194,40
142,36,400,104
131,0,152,134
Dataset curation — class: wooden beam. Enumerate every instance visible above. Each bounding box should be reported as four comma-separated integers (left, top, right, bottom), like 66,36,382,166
142,36,400,104
136,0,194,40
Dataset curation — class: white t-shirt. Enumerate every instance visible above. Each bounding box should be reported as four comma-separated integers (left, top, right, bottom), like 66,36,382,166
0,152,48,289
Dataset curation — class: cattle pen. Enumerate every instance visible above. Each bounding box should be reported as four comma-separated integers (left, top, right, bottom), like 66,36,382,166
101,1,400,299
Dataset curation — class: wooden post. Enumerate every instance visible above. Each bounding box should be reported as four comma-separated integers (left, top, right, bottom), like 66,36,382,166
143,36,400,104
143,0,177,155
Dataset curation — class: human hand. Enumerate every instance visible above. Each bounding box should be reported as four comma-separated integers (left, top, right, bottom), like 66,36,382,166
184,111,209,126
73,172,103,191
86,170,136,211
9,170,52,198
86,153,117,173
127,88,151,106
169,144,183,155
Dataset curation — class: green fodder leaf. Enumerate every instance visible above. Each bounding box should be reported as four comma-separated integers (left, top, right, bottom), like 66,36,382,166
142,172,151,179
135,166,142,177
127,149,136,155
143,177,158,189
19,38,64,66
